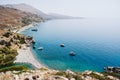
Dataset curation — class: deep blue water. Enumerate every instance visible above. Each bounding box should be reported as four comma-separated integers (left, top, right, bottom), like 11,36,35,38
21,18,120,72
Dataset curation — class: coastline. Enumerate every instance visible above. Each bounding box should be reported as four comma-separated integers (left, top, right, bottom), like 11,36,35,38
14,45,45,68
14,23,47,69
13,23,35,33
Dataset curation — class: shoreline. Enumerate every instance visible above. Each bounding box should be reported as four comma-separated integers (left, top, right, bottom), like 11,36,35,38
14,23,47,69
13,23,36,33
14,45,45,69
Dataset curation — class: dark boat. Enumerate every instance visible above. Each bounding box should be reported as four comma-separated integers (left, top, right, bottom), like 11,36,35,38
60,44,65,47
31,29,38,31
69,51,75,56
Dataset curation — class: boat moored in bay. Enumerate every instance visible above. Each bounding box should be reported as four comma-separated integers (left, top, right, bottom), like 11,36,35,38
31,29,38,31
60,44,65,47
38,47,43,50
69,51,75,56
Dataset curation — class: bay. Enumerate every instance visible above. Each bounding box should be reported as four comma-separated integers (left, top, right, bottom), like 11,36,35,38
21,18,120,72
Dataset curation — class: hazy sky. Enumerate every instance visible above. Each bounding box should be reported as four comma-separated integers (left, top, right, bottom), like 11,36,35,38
0,0,120,18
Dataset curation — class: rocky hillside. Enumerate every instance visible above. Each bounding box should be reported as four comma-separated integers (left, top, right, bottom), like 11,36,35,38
5,3,51,20
0,6,43,30
0,69,119,80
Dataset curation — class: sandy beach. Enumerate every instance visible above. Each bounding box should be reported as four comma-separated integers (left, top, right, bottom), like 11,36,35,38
13,23,35,33
14,45,45,68
14,23,46,69
18,24,35,33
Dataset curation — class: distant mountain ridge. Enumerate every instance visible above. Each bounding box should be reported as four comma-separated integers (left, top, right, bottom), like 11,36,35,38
48,13,81,19
4,3,80,20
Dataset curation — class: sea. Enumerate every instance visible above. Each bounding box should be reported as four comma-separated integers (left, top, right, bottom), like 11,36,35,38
21,18,120,72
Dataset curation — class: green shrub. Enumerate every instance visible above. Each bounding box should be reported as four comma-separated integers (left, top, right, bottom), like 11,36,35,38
73,73,82,80
102,72,120,79
39,68,48,71
22,17,31,25
0,47,18,66
19,37,25,44
89,72,105,80
3,32,11,37
55,71,66,76
0,65,28,72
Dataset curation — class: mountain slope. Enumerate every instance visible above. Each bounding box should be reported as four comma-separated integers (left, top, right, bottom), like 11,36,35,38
0,6,43,29
5,3,52,20
4,4,79,20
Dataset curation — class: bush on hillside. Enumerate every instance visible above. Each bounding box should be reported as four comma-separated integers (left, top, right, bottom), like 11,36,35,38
0,47,18,66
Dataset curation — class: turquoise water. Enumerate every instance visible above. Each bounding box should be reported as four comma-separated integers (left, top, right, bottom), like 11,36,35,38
21,18,120,72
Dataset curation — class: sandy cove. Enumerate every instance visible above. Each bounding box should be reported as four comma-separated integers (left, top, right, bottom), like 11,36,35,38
14,45,45,68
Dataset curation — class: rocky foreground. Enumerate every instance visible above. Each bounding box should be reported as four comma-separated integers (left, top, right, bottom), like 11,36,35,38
0,68,119,80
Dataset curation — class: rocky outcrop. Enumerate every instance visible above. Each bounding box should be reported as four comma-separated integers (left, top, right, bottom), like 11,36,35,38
0,69,119,80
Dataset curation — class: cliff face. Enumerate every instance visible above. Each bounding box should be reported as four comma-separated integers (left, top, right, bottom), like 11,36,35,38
0,6,43,30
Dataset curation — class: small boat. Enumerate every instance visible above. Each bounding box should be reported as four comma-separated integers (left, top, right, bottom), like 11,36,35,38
60,44,65,47
31,29,38,31
38,47,43,50
69,51,75,56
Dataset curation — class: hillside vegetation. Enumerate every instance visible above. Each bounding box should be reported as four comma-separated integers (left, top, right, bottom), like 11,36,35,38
0,47,18,66
0,30,28,67
0,6,41,68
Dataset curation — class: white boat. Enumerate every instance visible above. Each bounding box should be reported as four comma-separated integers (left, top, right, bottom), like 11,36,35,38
38,47,43,50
